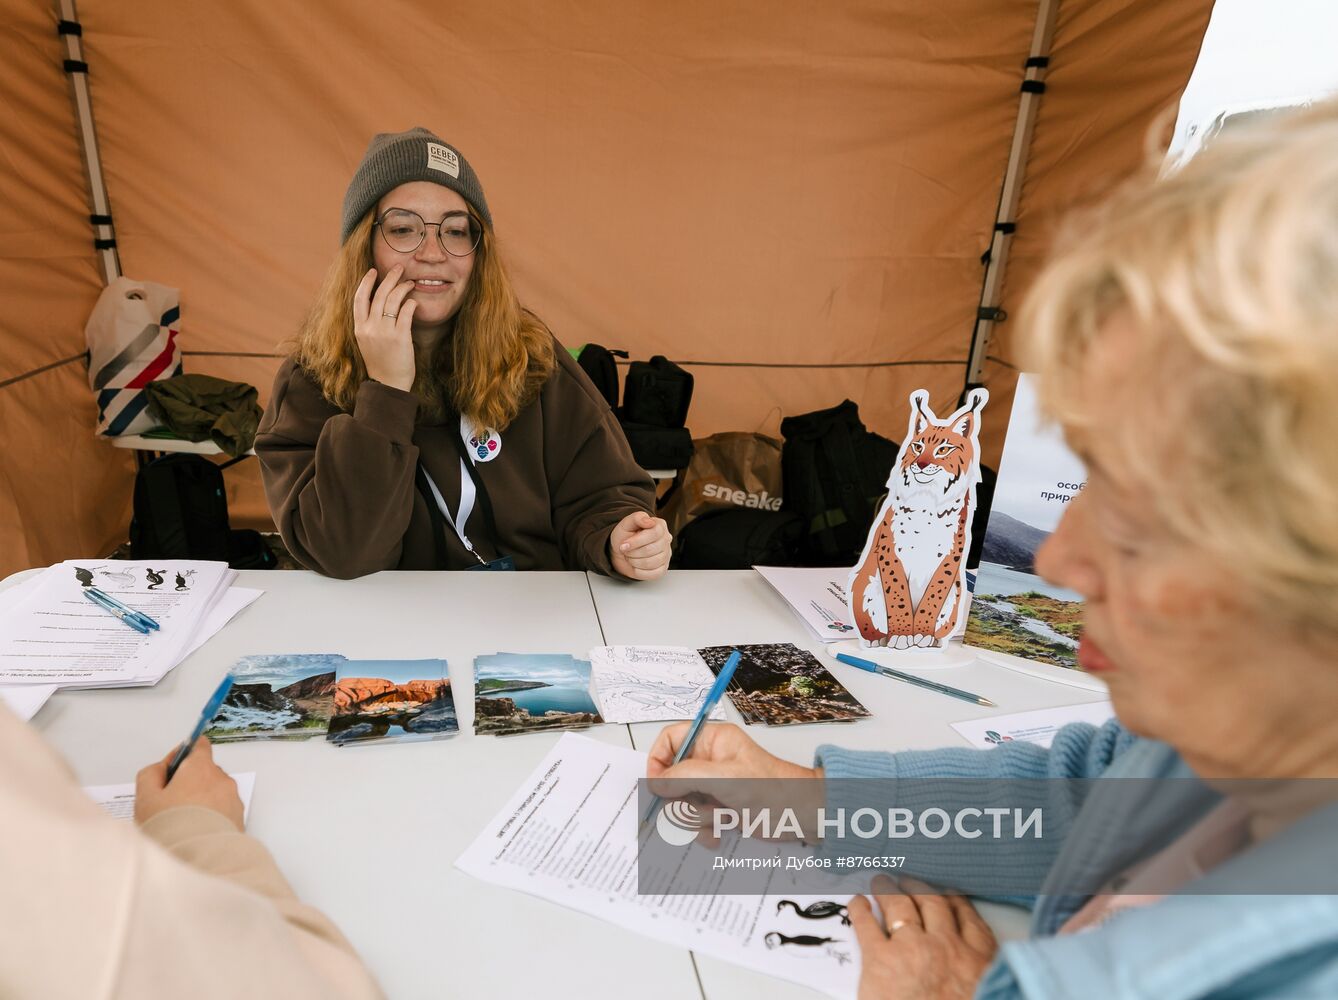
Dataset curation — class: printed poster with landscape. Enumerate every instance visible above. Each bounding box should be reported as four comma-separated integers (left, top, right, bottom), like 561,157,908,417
474,652,604,735
963,374,1103,690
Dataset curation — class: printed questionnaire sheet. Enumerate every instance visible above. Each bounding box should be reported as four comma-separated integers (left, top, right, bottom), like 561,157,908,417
456,733,860,998
0,561,243,687
85,772,256,823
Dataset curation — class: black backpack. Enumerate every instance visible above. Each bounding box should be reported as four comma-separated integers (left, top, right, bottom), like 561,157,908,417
129,453,276,569
574,344,628,408
616,355,696,471
622,355,693,427
779,400,898,566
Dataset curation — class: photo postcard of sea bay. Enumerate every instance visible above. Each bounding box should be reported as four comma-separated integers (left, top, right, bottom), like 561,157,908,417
473,652,603,736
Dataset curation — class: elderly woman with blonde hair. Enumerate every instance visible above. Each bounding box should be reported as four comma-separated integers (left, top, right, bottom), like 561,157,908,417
646,101,1338,998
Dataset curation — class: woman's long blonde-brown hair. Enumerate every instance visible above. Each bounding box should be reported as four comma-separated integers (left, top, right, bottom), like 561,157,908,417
293,210,554,432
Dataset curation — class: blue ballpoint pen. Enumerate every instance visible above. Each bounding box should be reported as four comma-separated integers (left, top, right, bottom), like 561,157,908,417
640,649,742,833
165,676,235,783
833,650,996,707
87,586,160,630
82,588,151,634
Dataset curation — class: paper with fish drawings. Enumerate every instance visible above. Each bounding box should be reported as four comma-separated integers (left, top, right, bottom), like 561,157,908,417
456,733,862,999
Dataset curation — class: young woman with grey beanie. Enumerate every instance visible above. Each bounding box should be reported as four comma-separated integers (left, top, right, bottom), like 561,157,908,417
255,127,671,579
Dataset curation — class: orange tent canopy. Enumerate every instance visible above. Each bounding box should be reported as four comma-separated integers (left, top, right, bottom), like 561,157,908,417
0,0,1211,575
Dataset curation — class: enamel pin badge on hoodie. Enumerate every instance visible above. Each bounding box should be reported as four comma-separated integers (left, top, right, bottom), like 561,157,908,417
459,413,501,463
469,428,501,462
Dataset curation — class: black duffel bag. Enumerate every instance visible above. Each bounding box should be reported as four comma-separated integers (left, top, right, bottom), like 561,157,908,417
620,421,695,471
672,508,803,569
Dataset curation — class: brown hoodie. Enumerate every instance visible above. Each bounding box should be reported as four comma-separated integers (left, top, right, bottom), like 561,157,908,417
256,342,654,578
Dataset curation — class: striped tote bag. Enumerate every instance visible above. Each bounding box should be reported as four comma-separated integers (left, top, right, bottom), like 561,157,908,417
86,277,183,436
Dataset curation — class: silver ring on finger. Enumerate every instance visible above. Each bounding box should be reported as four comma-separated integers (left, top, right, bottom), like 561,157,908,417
888,919,909,934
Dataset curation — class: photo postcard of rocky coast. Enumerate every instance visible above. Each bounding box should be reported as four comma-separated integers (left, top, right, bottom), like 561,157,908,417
963,374,1097,685
473,652,604,736
205,653,344,742
697,642,870,726
327,659,457,746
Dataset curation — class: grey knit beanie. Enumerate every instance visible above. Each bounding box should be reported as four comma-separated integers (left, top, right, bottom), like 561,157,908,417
340,127,492,243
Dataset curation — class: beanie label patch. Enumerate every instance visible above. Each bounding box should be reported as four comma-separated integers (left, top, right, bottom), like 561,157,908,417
426,143,460,178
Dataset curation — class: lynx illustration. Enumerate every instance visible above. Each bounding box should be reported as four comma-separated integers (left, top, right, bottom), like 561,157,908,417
847,388,987,649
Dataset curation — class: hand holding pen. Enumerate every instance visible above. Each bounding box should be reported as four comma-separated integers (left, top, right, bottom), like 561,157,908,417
644,702,825,844
164,676,234,782
135,736,244,831
639,650,741,834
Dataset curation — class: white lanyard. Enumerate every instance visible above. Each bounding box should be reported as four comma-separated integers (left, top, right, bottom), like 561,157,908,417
419,415,481,560
419,461,478,556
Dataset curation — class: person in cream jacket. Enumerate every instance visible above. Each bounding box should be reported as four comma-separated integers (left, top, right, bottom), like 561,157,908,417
0,704,383,999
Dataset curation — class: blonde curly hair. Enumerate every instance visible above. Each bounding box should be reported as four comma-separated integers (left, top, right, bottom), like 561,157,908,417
1022,100,1338,638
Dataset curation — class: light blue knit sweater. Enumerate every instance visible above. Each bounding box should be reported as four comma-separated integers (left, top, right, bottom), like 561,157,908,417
815,720,1338,999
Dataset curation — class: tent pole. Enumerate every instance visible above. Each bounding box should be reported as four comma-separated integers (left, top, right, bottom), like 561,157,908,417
56,0,120,285
964,0,1059,387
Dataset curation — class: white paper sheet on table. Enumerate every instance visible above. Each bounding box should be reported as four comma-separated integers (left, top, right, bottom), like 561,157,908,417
753,565,859,642
0,561,258,689
589,645,728,723
754,564,975,644
180,587,263,659
0,684,57,721
951,700,1115,749
456,733,861,999
85,771,256,823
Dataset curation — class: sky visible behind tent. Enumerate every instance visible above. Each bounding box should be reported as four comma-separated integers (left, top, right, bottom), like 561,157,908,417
1170,0,1338,158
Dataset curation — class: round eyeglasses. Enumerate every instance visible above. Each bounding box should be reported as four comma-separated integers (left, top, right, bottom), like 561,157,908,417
376,208,481,257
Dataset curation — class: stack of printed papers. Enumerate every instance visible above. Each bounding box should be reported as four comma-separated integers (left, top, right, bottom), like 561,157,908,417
0,560,261,693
